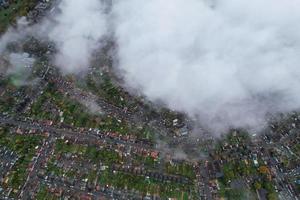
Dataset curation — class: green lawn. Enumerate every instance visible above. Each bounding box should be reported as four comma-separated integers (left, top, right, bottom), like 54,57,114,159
98,169,195,199
165,162,196,180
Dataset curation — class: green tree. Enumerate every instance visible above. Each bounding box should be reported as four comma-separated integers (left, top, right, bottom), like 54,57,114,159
267,192,278,200
254,181,262,190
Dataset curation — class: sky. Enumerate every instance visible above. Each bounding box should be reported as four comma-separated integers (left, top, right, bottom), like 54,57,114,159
1,0,300,133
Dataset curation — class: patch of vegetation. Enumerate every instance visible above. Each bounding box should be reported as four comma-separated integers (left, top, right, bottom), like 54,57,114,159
133,155,159,169
29,82,156,142
0,77,31,114
0,0,37,33
36,184,58,200
98,169,196,199
84,72,138,109
165,162,196,180
29,82,101,127
0,127,43,198
45,139,122,178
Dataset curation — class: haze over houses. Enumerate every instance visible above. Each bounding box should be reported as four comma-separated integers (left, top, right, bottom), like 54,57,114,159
0,0,300,200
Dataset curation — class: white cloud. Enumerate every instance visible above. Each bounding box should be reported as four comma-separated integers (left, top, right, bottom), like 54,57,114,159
2,0,300,133
46,0,107,73
0,17,29,53
112,0,300,132
0,0,108,73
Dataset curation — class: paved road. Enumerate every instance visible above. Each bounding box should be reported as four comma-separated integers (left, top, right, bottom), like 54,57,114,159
38,176,143,200
65,85,171,137
0,116,154,151
20,137,55,200
195,162,213,200
259,134,299,200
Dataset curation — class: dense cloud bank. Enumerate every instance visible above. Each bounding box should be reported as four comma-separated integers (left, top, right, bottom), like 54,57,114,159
2,0,300,132
113,0,300,131
46,0,107,73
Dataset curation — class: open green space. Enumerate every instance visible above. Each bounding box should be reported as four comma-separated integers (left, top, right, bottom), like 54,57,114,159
165,162,196,180
98,169,195,199
133,155,159,169
83,72,139,109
